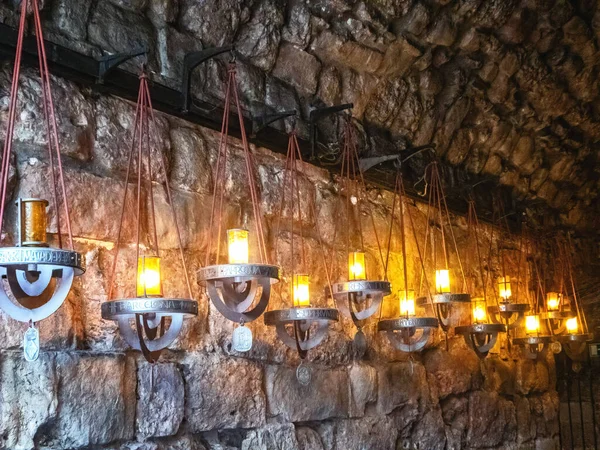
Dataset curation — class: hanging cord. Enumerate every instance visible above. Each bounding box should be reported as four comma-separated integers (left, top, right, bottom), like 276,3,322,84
206,64,268,266
108,70,193,300
563,235,588,334
0,0,74,249
467,199,491,306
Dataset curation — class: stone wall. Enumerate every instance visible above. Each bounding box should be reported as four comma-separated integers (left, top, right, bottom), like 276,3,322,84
0,63,561,449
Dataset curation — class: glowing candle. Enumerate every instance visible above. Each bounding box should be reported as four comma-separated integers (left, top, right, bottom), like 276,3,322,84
400,289,415,317
435,270,451,293
227,228,249,264
498,276,511,300
472,298,487,324
566,317,578,334
137,256,162,297
293,274,310,307
17,198,49,247
546,292,560,311
525,314,540,335
348,251,366,281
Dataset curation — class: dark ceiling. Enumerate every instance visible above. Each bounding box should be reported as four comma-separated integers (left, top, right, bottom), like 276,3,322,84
0,0,598,233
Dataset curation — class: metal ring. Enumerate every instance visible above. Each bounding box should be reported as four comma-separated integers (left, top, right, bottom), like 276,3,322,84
488,303,529,314
101,298,198,320
433,293,471,304
0,247,85,275
377,317,439,331
264,308,339,325
455,323,506,334
556,333,593,343
198,264,280,283
512,336,553,345
331,280,391,296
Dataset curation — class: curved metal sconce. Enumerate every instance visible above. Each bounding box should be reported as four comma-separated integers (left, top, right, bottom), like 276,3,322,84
455,323,506,359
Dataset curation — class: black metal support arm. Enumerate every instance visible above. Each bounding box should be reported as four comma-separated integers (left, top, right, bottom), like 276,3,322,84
181,45,233,113
251,110,297,138
309,103,353,161
98,48,147,84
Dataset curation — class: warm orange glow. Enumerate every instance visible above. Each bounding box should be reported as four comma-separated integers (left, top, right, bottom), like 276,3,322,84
566,317,578,334
546,292,561,311
18,198,48,246
435,270,451,293
293,274,310,307
348,251,366,281
137,256,162,297
525,314,540,335
227,228,249,264
399,289,415,317
472,298,487,324
498,276,511,300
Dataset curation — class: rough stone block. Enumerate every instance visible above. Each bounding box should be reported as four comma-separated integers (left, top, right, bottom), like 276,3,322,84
315,416,398,450
265,364,349,422
183,353,265,432
136,363,184,438
272,43,321,95
241,423,299,450
424,338,482,399
376,361,430,416
466,390,517,448
348,363,377,417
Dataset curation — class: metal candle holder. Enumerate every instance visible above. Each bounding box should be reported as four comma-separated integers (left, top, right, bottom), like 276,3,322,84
332,280,391,323
0,0,85,361
432,293,471,332
378,317,438,352
101,70,197,363
512,335,553,360
199,264,280,324
540,310,574,335
487,302,530,330
556,333,593,361
455,323,506,359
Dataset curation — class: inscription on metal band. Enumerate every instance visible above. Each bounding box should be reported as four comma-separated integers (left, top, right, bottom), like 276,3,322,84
264,308,339,325
513,336,553,345
433,293,471,304
455,324,505,334
377,317,438,332
101,298,198,319
332,280,391,296
0,247,85,273
198,264,280,282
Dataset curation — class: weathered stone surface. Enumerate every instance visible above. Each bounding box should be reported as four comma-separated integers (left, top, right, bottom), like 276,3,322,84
265,364,349,422
241,423,299,450
423,338,482,399
466,390,517,448
36,353,136,449
376,361,430,416
48,0,94,40
316,416,398,450
516,359,550,395
235,0,284,71
0,67,95,161
136,363,184,438
183,353,265,432
272,43,321,95
348,363,377,417
179,0,248,47
296,427,325,450
88,1,155,61
282,1,311,48
93,95,171,178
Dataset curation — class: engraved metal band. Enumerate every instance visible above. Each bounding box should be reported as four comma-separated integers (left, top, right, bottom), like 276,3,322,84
377,317,439,332
512,336,553,345
0,247,85,274
264,308,339,325
198,264,280,282
101,298,198,320
331,280,391,296
455,324,506,335
540,311,574,320
556,333,593,343
433,293,471,304
488,303,530,314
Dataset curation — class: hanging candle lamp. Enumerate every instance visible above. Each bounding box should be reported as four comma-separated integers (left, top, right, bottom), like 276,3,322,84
196,62,279,353
487,212,529,336
0,0,85,361
553,235,592,362
264,133,338,384
420,162,471,345
454,200,505,359
329,121,390,347
100,69,197,363
377,171,438,353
